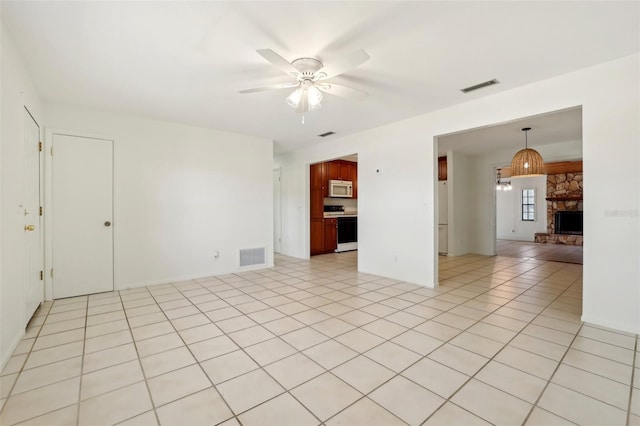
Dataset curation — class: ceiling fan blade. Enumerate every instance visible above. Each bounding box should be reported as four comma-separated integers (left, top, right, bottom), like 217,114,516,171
317,50,370,79
317,83,368,100
239,82,298,94
256,49,299,76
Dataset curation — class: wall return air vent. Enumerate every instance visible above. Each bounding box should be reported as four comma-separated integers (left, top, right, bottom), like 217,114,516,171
460,79,499,93
239,247,266,267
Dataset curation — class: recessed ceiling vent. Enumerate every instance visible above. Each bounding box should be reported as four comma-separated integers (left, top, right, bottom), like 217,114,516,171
461,79,499,94
318,131,336,137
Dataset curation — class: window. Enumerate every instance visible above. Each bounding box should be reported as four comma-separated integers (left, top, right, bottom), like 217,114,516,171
522,188,535,221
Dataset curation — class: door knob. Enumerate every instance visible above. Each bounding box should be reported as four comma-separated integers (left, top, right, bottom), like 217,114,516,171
104,221,111,227
25,225,35,231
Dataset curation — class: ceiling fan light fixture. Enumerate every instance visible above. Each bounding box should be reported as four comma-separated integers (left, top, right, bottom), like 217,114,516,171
307,85,323,107
286,84,322,113
510,127,545,177
241,49,369,113
286,87,303,108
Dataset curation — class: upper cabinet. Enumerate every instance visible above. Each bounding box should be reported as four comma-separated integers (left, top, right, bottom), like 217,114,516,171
311,162,326,190
438,156,447,181
327,160,353,182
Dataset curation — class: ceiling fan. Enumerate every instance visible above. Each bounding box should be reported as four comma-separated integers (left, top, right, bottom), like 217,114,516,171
239,49,370,113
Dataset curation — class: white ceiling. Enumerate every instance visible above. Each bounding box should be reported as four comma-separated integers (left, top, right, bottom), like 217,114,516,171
2,1,638,154
437,107,583,156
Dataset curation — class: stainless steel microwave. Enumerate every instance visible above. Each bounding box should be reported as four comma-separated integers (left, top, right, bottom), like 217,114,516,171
329,180,353,198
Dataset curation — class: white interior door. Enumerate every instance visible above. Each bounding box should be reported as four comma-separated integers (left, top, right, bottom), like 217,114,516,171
273,168,282,253
24,109,43,321
52,133,114,298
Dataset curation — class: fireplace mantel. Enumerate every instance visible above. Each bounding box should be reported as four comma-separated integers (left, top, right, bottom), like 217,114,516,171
546,196,583,201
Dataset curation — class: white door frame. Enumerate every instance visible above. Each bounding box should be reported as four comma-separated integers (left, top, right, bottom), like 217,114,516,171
44,128,116,300
24,107,44,319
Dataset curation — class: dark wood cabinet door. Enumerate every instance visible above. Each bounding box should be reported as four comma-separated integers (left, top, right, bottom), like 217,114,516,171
310,219,325,255
339,162,352,181
328,161,341,182
311,188,324,219
438,156,447,181
351,163,358,199
324,218,337,252
311,162,325,189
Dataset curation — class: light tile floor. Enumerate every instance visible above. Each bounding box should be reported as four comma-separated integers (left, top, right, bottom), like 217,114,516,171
1,251,636,425
497,239,583,264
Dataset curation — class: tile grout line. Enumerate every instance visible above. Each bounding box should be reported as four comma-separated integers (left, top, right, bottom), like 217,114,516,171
116,289,162,426
74,296,90,426
520,322,585,425
626,335,638,426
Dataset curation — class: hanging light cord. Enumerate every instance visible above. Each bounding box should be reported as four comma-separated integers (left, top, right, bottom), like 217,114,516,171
522,127,531,149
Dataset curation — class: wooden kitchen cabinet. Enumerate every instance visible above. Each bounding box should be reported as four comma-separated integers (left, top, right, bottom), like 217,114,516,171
351,162,358,199
327,161,341,182
324,218,337,253
311,188,324,219
438,156,447,181
310,218,337,255
339,162,352,181
311,162,326,190
327,160,353,182
310,219,325,255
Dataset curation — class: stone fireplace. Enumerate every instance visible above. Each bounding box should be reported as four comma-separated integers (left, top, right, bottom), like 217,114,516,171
535,170,584,245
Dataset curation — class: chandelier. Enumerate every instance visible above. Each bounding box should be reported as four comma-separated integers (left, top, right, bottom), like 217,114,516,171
510,127,544,177
496,168,512,191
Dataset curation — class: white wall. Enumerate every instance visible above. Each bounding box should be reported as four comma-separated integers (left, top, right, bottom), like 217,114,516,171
277,54,639,333
45,104,274,293
448,150,473,256
1,27,45,368
496,176,547,241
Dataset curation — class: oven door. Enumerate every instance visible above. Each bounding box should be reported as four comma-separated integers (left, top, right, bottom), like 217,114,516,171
337,217,357,252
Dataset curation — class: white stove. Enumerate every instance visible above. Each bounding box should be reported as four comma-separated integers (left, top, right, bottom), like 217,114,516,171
323,205,358,252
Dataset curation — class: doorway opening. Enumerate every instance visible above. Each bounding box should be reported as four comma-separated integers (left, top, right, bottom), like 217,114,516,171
309,154,358,258
434,106,583,311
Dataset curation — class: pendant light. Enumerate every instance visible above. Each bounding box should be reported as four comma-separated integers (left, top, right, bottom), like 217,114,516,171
510,127,544,177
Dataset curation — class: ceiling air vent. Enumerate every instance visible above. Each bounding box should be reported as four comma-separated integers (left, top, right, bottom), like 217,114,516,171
318,131,336,138
461,79,499,94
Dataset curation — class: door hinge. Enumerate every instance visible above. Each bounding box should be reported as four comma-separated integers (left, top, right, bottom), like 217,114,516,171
40,270,43,280
39,206,43,216
50,146,54,156
50,269,54,278
38,142,43,152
